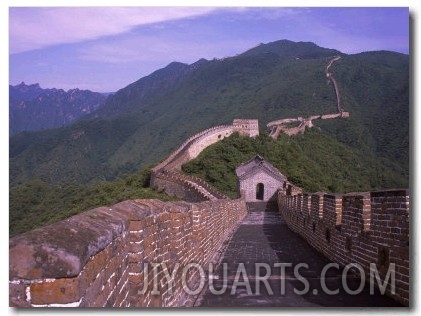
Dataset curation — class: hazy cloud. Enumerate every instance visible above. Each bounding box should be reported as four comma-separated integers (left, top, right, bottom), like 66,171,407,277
78,34,255,65
9,7,217,54
9,7,408,92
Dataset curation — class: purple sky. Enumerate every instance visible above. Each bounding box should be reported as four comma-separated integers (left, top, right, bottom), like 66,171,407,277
9,7,409,92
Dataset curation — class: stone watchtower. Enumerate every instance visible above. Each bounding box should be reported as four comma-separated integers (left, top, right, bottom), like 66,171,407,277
232,119,259,137
235,155,286,202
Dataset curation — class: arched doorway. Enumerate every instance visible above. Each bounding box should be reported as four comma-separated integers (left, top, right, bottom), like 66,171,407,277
256,183,264,200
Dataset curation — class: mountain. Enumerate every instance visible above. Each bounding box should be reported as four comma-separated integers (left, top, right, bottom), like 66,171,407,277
182,131,407,198
9,82,55,101
242,40,342,59
90,61,193,119
9,83,107,135
9,40,409,189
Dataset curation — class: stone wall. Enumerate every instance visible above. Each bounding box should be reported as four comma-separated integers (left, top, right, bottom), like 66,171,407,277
162,125,235,171
152,119,259,173
185,126,236,167
238,172,285,202
150,176,206,202
151,170,228,202
232,119,259,137
277,189,409,306
9,198,247,307
150,119,259,201
267,56,349,139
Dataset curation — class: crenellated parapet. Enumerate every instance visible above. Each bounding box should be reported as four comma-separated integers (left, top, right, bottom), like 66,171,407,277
232,119,259,137
151,170,229,202
278,189,409,306
152,124,233,173
9,198,247,307
151,119,259,201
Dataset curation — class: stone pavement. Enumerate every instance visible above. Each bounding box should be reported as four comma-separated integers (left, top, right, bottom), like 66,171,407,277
195,203,402,307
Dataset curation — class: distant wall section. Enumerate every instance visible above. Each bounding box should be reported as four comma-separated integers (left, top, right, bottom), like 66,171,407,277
150,119,259,201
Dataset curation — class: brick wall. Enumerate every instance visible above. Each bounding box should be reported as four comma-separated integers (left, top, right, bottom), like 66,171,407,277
9,198,247,307
150,119,259,202
150,174,207,202
277,189,410,306
238,172,284,202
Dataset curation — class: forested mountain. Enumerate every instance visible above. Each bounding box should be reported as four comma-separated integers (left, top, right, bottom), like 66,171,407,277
182,132,407,198
10,39,409,189
10,82,106,135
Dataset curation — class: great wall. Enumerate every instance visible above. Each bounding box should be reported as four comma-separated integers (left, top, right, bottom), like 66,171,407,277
268,56,349,138
150,119,259,201
277,189,409,306
9,57,409,307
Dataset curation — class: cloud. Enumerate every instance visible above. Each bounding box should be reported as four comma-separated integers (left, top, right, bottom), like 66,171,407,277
78,34,254,65
9,7,217,54
234,7,309,20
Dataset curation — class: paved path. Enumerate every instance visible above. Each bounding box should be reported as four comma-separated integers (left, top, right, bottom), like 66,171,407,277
195,206,402,307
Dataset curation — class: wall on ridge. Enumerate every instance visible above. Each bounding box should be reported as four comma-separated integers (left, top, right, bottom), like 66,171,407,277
9,198,247,307
277,189,409,306
151,174,210,202
150,119,259,201
166,126,235,171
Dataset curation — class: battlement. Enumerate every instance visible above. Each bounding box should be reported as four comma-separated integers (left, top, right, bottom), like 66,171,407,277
9,198,247,307
278,189,409,306
151,119,259,201
152,124,233,173
151,170,229,201
232,119,259,137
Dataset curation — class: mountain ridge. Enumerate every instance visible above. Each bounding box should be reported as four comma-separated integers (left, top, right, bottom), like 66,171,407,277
241,39,343,59
10,82,107,135
9,39,409,189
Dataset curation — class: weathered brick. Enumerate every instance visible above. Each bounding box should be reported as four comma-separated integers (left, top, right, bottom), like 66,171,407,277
9,282,29,307
129,220,146,232
30,278,82,305
279,189,409,306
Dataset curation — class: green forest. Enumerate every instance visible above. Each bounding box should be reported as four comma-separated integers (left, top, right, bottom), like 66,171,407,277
182,131,408,198
9,167,175,236
9,40,409,237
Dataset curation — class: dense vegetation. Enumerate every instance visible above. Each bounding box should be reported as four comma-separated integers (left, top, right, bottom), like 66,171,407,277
9,167,176,236
182,132,408,198
9,40,409,236
10,40,408,187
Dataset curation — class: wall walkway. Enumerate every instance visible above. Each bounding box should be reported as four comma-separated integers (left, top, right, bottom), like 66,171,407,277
196,209,403,307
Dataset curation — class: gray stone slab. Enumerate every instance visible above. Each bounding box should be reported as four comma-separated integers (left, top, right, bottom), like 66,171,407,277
195,210,403,307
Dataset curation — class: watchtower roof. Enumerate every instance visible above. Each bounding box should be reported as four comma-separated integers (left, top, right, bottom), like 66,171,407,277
235,155,286,182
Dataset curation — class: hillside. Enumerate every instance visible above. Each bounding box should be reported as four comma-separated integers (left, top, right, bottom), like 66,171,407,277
182,132,407,198
10,83,106,135
9,40,409,187
9,166,176,236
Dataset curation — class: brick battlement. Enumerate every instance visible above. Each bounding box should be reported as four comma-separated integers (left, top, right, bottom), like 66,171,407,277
277,189,409,306
150,119,259,201
152,170,229,201
9,198,247,307
152,124,233,173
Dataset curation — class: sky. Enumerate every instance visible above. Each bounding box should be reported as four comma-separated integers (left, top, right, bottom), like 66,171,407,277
8,6,409,93
1,3,419,316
